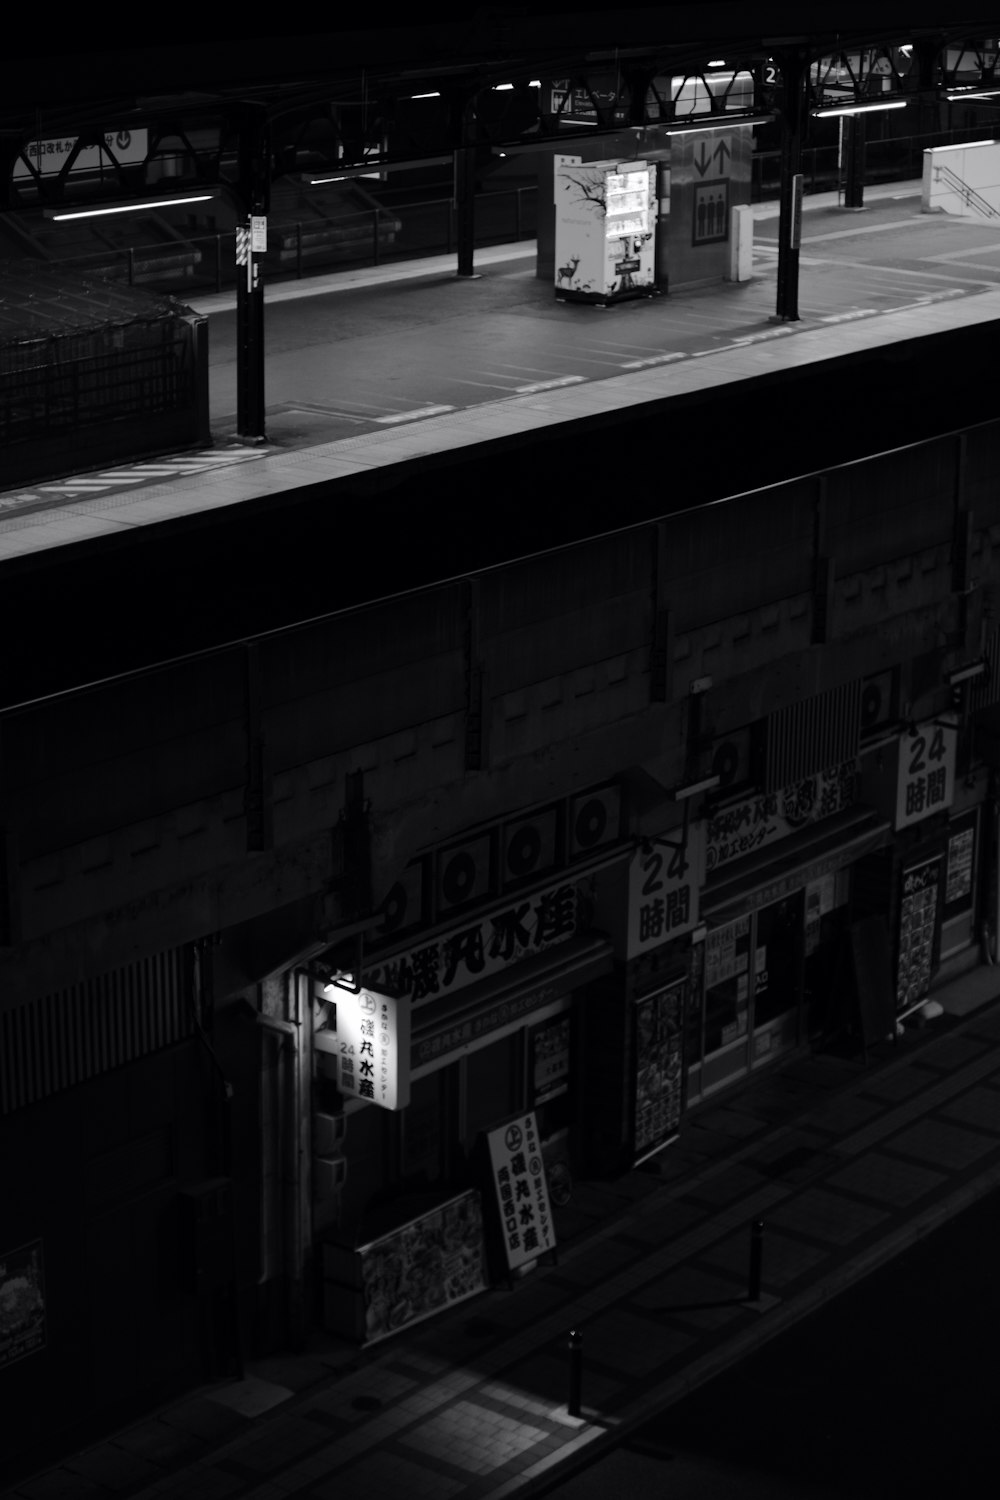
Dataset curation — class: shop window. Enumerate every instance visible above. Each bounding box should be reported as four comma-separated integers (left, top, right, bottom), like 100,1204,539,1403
940,808,978,959
703,915,751,1055
752,893,803,1029
528,1014,572,1140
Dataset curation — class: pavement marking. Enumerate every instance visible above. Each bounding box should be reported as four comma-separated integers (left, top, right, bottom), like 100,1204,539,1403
374,404,456,423
619,351,687,369
0,445,272,511
514,375,587,393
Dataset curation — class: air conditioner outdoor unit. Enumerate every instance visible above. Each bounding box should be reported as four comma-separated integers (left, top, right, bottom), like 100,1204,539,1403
502,806,559,885
378,860,425,935
568,786,621,857
436,833,493,913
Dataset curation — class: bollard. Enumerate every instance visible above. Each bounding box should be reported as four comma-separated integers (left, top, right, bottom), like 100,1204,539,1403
748,1218,764,1301
567,1328,583,1416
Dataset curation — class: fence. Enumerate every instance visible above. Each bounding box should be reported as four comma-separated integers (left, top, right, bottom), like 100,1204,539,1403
22,127,998,297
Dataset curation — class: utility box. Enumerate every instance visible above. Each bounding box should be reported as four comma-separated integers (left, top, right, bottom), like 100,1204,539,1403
727,204,754,282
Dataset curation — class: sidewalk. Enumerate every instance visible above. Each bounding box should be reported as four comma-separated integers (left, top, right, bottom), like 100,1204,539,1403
7,962,1000,1500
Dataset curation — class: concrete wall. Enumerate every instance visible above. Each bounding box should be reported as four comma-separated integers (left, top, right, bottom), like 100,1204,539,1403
1,422,996,1016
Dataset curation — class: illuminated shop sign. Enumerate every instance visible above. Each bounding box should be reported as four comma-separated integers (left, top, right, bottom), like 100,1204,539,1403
330,987,410,1110
366,879,580,1005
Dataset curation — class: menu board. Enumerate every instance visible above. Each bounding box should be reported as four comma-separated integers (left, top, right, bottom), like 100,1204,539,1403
357,1191,486,1344
945,823,975,908
632,980,685,1161
896,857,941,1014
486,1112,556,1272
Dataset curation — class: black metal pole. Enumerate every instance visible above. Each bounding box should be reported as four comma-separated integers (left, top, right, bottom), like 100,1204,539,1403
844,113,866,209
775,52,805,322
748,1218,764,1301
568,1328,583,1416
235,106,269,443
453,144,478,279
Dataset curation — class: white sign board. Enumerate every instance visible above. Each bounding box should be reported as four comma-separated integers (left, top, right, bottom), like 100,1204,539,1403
895,720,956,830
250,215,268,253
15,129,148,179
330,986,410,1110
627,820,705,957
486,1112,556,1271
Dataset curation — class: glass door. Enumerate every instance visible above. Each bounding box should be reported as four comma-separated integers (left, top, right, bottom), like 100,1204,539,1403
749,891,804,1067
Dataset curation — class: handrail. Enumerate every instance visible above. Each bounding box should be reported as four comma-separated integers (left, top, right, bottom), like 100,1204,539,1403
932,161,1000,220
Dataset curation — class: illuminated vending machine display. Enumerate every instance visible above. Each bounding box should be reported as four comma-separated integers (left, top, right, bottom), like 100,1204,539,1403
554,158,657,304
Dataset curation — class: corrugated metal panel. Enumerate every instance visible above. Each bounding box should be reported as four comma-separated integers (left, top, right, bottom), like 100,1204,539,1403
764,680,863,793
0,947,193,1116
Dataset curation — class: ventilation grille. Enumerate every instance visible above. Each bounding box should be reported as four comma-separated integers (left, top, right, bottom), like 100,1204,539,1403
763,680,862,792
0,948,193,1116
971,626,1000,712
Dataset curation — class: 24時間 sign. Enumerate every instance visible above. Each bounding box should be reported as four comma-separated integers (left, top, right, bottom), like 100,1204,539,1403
486,1113,556,1272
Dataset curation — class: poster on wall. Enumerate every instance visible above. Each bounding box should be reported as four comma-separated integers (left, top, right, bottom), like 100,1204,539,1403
628,821,705,957
896,856,942,1014
485,1112,556,1272
530,1014,571,1105
357,1191,487,1344
632,980,686,1162
0,1239,46,1371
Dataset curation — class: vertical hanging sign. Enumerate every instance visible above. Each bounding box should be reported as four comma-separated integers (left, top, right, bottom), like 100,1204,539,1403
485,1112,556,1272
330,986,411,1110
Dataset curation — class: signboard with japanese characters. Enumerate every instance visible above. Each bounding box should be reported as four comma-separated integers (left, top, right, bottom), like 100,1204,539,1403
366,879,579,1007
486,1112,556,1273
896,857,942,1014
632,979,685,1161
0,1240,46,1371
895,721,957,830
706,760,858,875
14,129,148,179
628,821,705,958
331,986,410,1110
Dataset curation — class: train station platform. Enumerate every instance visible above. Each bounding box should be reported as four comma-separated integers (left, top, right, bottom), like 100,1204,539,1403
3,178,1000,568
5,967,1000,1500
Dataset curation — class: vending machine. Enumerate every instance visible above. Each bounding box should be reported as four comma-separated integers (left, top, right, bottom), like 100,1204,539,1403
554,157,657,304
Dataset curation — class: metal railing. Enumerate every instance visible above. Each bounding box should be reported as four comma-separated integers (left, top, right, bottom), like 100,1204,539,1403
931,161,1000,219
19,127,999,296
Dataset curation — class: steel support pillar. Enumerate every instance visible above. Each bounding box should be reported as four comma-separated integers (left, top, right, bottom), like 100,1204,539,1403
774,53,806,322
235,107,269,442
453,143,479,278
843,113,867,209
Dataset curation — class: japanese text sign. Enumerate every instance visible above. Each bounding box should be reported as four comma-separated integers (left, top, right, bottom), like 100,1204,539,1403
486,1113,556,1272
895,721,956,830
628,821,705,957
706,760,857,874
333,986,410,1110
366,879,579,1006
